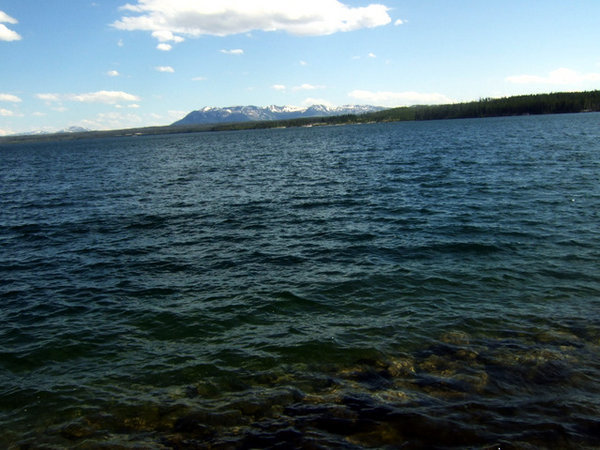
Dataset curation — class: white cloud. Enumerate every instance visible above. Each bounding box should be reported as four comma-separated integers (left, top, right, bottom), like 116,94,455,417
293,83,325,91
506,67,600,85
128,103,140,108
155,65,175,72
152,30,183,50
0,93,22,102
0,10,21,41
151,30,185,43
0,108,15,116
394,19,404,26
192,76,207,81
107,70,120,77
113,0,391,43
299,60,308,66
37,93,61,102
368,52,376,58
71,90,140,103
349,89,454,106
0,128,15,136
220,48,243,55
118,38,124,47
0,11,18,24
36,91,140,104
272,84,287,91
0,23,21,42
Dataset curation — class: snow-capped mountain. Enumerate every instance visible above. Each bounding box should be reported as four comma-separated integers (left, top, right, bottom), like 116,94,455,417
15,126,90,136
171,105,385,126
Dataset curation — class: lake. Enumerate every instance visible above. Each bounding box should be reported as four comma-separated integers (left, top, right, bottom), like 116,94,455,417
1,113,600,448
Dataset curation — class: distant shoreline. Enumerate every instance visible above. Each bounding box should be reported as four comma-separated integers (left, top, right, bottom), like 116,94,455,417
1,90,599,146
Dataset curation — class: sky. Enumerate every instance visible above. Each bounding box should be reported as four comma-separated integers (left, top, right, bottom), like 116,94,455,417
1,0,600,135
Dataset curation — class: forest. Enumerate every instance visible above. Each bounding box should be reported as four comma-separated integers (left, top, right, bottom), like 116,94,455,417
367,90,600,122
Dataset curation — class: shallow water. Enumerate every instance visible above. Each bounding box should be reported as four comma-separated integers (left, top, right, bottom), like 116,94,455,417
1,114,600,448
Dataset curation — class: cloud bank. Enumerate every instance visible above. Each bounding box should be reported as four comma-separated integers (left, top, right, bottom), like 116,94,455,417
37,91,140,104
349,90,453,107
113,0,391,48
506,68,600,85
0,10,22,41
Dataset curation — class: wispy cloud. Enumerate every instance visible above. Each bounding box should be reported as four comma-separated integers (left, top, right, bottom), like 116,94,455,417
72,91,140,103
353,52,378,60
36,91,140,104
293,83,325,91
36,93,62,102
107,70,120,77
349,90,453,106
220,49,244,55
1,108,15,116
0,10,21,41
155,65,175,72
0,93,22,102
113,0,391,46
273,83,325,92
394,19,404,26
506,67,600,85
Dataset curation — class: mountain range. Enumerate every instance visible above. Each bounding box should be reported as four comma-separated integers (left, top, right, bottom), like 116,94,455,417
171,104,385,126
16,126,90,136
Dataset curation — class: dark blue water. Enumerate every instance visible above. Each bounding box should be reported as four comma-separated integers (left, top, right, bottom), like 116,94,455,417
1,114,600,448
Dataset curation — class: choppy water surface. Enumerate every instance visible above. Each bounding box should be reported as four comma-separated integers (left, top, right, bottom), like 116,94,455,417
1,114,600,448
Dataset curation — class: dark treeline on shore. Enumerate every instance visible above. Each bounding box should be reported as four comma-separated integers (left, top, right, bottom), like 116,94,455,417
369,90,600,122
1,90,599,145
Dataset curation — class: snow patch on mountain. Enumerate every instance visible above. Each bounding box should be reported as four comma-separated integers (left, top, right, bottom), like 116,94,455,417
171,104,385,126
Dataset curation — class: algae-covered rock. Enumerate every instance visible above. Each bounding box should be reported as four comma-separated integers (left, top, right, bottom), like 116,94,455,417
441,330,471,346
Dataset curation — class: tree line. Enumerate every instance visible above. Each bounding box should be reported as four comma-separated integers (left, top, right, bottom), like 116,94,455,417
363,90,600,122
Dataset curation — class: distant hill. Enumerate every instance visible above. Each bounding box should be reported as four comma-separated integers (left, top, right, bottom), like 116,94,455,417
171,104,385,126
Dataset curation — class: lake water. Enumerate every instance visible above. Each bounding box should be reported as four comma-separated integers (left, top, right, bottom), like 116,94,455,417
1,114,600,448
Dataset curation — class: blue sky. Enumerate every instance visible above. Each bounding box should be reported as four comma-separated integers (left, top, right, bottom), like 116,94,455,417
1,0,600,134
